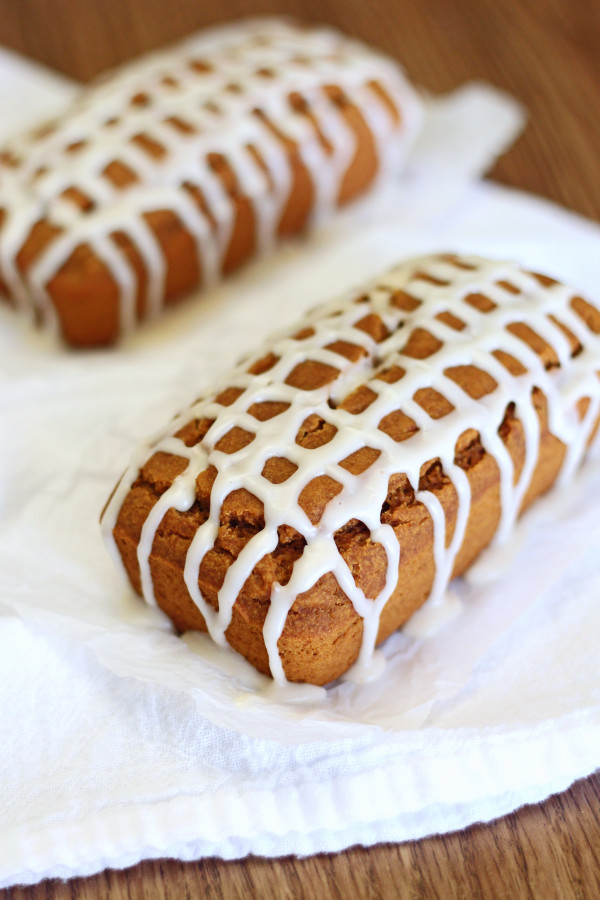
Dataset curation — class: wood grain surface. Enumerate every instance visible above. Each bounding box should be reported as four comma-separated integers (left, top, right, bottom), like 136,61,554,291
1,0,599,897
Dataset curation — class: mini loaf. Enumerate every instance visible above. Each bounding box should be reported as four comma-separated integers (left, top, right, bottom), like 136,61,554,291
102,253,600,686
0,18,421,347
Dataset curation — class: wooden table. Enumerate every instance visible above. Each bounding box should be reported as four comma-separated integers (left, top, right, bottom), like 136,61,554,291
1,1,599,896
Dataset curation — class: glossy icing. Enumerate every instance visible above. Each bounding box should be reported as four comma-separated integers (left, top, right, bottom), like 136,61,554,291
102,254,600,683
0,18,421,335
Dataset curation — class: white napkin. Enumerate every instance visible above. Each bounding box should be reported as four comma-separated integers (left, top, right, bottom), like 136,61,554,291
1,45,599,889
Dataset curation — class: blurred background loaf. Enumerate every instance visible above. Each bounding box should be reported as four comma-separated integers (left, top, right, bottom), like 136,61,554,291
2,0,599,224
0,18,420,345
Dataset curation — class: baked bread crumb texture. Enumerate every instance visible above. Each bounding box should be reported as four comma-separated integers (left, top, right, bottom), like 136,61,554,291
0,18,420,346
102,253,600,685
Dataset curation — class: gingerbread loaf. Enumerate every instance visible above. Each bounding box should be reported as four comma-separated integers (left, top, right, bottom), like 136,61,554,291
0,18,421,347
102,253,600,686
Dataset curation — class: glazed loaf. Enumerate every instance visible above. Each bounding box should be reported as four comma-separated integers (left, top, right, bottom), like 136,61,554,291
102,253,600,685
0,18,421,347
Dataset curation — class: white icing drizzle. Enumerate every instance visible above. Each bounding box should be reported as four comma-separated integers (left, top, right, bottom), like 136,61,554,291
101,254,600,684
0,18,421,336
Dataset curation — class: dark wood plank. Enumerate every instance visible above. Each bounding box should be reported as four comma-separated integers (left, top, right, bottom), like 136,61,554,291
0,0,599,896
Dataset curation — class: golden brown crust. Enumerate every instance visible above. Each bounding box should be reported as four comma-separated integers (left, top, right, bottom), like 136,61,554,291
4,96,387,347
112,387,579,685
108,256,600,685
1,33,409,349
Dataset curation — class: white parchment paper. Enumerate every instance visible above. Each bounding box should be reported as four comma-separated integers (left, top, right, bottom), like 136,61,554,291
2,74,598,741
3,184,600,743
1,44,599,888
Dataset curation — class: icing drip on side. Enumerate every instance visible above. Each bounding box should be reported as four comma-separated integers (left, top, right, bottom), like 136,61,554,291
102,254,600,684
